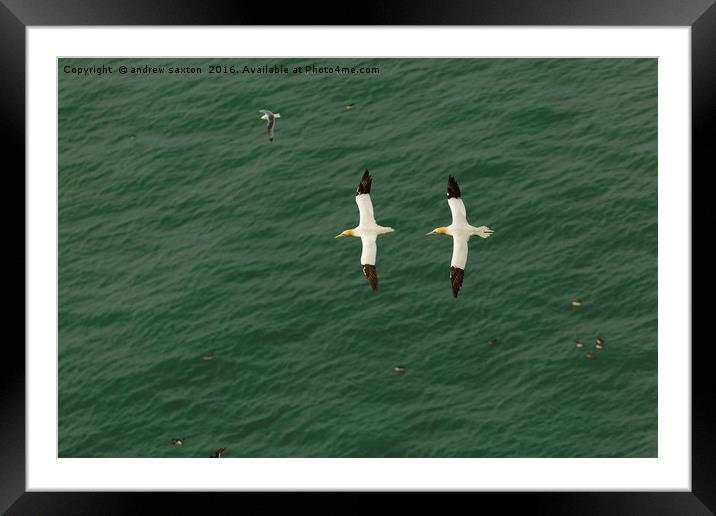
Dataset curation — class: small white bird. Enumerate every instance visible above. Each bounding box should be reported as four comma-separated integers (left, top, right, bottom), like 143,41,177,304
427,176,494,297
336,170,395,290
259,109,280,141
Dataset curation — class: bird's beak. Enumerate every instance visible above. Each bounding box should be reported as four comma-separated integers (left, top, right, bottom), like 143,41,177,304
335,233,345,238
426,230,436,236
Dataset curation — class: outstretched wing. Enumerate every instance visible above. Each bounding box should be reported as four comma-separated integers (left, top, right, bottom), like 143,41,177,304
450,234,468,297
360,234,377,265
447,176,467,225
355,170,375,226
450,234,468,269
448,198,467,226
360,234,378,290
356,195,375,226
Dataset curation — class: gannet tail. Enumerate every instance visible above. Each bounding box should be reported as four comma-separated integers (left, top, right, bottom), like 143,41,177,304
472,225,494,239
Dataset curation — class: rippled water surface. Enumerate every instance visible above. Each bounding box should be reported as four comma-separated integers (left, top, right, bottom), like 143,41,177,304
58,58,657,457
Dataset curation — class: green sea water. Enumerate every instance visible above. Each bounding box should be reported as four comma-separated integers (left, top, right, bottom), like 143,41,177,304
58,58,657,458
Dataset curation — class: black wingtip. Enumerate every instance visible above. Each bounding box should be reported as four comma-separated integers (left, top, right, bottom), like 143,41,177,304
356,170,372,196
362,264,378,290
447,176,461,199
450,266,464,297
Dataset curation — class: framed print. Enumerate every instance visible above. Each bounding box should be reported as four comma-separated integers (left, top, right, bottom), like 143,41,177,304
5,0,711,513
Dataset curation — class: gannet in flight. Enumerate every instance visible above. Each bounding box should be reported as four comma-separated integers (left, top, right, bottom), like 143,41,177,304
259,109,280,141
336,170,395,290
427,176,494,297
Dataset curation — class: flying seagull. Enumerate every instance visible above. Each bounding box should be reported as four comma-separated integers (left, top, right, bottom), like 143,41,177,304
259,109,281,141
427,176,494,297
336,170,395,290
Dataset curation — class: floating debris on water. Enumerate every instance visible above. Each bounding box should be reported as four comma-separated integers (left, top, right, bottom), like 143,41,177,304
571,299,582,307
585,351,595,359
393,365,406,373
201,353,214,361
575,340,584,349
488,337,497,346
345,103,354,110
170,437,185,446
211,447,225,458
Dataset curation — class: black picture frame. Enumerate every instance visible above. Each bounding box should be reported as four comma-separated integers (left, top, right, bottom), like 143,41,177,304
4,1,710,514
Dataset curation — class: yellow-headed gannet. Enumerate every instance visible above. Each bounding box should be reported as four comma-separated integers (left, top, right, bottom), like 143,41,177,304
336,170,395,290
427,176,494,297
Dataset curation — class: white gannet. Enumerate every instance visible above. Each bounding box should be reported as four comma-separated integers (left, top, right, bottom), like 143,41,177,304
259,109,280,141
427,176,494,297
336,170,395,290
